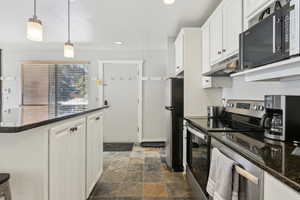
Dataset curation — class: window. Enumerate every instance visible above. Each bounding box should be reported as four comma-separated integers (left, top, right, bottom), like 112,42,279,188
22,62,89,115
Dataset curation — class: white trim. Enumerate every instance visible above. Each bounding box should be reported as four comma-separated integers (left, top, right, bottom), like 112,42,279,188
98,60,144,143
141,138,166,142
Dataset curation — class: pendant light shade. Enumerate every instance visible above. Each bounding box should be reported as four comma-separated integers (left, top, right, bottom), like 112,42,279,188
27,0,43,41
163,0,175,5
64,0,74,58
64,41,74,58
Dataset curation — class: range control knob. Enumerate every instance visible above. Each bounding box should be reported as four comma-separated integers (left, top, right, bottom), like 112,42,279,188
259,106,265,111
253,105,258,110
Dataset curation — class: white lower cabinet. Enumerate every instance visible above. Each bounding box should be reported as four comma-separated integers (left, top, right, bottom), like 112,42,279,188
86,112,104,198
49,118,86,200
264,172,300,200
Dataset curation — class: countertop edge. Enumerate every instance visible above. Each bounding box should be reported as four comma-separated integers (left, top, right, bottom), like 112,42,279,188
207,133,300,193
0,106,109,133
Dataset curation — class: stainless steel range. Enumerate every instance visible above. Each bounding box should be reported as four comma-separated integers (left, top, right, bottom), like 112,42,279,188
184,99,266,200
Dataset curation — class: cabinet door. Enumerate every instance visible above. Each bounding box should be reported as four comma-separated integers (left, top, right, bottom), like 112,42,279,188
202,22,211,74
98,113,104,177
71,121,86,200
264,172,300,200
175,32,184,75
223,0,242,58
210,8,223,65
86,113,103,197
49,124,72,200
50,119,86,200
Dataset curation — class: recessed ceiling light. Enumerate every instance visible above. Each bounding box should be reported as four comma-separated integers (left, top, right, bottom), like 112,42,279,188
113,41,124,45
164,0,175,5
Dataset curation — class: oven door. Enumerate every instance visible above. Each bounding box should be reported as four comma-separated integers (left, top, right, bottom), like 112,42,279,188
240,11,286,69
187,125,210,198
211,138,264,200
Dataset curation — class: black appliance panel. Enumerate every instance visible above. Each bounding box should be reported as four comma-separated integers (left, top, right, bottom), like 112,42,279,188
165,78,184,172
187,127,210,198
240,4,291,69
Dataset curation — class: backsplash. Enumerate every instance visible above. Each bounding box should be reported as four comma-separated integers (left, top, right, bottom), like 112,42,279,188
222,76,300,100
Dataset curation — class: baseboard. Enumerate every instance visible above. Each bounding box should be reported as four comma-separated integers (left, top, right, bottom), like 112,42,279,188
141,141,165,148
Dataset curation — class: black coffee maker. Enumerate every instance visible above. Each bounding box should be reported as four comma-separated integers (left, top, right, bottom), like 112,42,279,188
261,95,300,143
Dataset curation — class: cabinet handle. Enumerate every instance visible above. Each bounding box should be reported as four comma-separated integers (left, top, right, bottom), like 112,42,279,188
222,49,226,52
95,117,100,120
205,79,209,83
70,127,77,133
176,66,180,69
218,51,222,55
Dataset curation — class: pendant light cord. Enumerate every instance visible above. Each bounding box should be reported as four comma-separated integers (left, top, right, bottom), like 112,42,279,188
68,0,70,42
34,0,37,18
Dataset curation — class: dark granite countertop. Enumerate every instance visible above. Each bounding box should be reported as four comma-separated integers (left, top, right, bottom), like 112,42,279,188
185,116,300,193
0,105,109,133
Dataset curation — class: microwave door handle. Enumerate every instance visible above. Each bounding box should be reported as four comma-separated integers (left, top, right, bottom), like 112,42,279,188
273,15,276,54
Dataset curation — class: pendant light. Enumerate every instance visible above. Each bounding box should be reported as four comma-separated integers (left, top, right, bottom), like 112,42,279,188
27,0,43,41
163,0,175,5
64,0,74,58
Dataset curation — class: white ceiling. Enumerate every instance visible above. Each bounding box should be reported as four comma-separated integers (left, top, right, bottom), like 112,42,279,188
0,0,221,50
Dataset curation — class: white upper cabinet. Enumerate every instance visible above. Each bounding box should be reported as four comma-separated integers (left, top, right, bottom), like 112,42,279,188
210,7,223,65
223,0,243,57
209,0,243,65
175,31,184,75
202,22,211,74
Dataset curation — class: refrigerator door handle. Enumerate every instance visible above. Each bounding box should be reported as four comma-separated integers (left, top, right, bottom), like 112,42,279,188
165,106,175,111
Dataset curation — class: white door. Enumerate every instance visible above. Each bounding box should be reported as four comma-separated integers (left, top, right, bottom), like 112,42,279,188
223,0,242,57
103,63,138,143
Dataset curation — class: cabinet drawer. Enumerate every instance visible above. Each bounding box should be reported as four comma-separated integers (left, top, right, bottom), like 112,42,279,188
264,172,300,200
202,77,212,88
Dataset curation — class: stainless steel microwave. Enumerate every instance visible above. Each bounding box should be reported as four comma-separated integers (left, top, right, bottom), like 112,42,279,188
240,0,300,69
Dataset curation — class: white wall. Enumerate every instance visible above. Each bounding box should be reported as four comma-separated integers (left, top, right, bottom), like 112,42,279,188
222,76,300,100
183,29,223,117
1,48,167,142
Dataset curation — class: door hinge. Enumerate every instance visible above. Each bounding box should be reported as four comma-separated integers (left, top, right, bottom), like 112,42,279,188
137,127,140,132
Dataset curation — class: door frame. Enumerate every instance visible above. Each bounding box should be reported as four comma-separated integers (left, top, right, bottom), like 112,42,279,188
98,60,144,143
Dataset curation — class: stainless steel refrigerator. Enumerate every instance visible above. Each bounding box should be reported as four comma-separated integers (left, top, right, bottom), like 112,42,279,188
165,77,184,172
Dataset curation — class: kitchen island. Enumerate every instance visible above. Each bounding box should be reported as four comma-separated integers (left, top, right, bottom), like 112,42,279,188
0,105,108,200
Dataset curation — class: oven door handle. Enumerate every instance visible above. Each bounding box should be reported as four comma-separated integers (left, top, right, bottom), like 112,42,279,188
187,126,207,141
235,165,259,185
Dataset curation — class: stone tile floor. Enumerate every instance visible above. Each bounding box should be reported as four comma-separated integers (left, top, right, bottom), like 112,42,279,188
89,144,193,200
